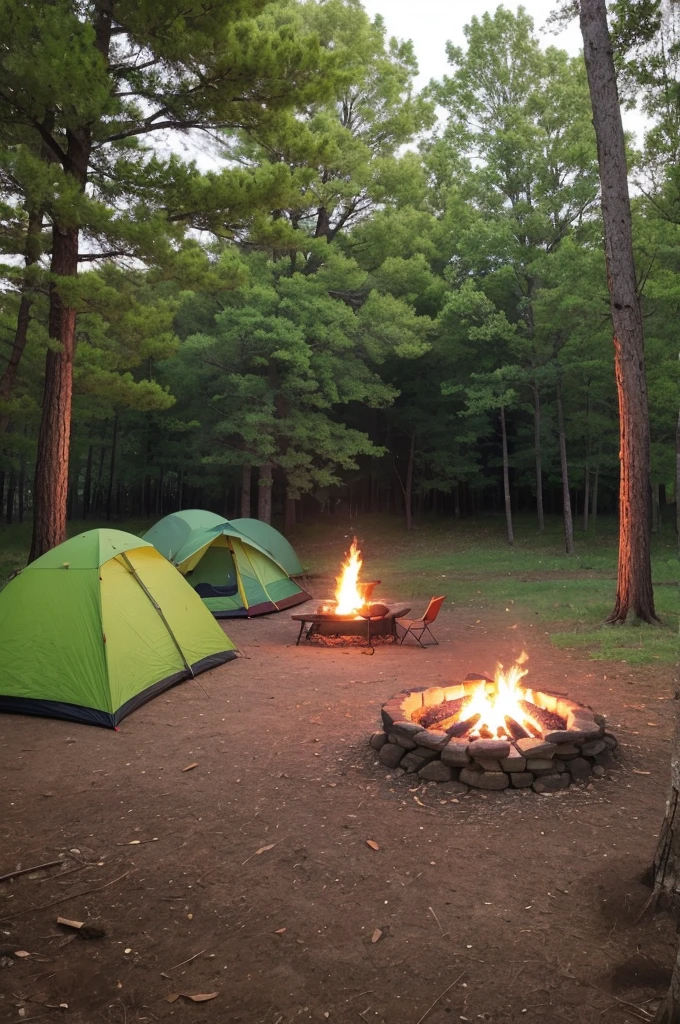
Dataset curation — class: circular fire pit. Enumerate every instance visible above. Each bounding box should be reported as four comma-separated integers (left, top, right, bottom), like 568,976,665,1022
371,673,618,793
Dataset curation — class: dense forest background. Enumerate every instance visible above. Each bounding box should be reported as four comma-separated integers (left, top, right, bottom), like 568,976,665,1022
1,1,678,544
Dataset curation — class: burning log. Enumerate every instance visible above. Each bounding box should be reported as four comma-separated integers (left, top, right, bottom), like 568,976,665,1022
504,715,530,741
518,700,565,735
446,713,481,739
417,696,471,731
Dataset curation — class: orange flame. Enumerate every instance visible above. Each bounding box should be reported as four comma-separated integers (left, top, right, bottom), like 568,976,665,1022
465,651,529,736
333,537,363,615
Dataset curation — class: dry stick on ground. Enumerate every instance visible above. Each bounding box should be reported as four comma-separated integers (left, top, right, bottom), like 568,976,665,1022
413,971,466,1024
0,860,64,883
0,869,132,921
428,906,445,935
166,948,207,972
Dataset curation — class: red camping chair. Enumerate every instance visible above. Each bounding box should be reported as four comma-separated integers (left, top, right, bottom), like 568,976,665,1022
396,596,446,647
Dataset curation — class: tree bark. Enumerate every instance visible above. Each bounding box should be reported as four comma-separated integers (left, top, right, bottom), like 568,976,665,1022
241,463,252,518
18,458,25,523
653,482,661,533
592,465,599,529
676,408,680,559
105,414,118,521
258,462,272,524
500,404,514,547
94,444,107,515
532,385,545,532
556,383,575,555
0,207,43,434
28,222,80,561
654,953,680,1024
404,432,415,532
82,443,93,519
28,2,113,561
284,489,297,535
583,390,591,531
652,689,680,903
5,469,16,525
580,0,657,623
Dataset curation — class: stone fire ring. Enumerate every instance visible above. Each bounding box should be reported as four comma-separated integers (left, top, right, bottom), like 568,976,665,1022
370,675,618,794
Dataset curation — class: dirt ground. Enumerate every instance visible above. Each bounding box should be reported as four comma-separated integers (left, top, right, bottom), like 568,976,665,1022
0,590,677,1024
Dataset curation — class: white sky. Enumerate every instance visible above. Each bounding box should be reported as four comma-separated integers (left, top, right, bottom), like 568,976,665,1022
360,0,646,141
183,1,645,169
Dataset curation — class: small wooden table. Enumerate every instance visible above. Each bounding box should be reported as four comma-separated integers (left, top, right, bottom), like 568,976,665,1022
292,606,411,647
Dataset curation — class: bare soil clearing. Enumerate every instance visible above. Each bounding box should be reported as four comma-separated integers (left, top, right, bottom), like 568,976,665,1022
0,594,676,1024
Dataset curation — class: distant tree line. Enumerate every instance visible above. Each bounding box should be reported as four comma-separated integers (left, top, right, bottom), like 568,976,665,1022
0,1,677,552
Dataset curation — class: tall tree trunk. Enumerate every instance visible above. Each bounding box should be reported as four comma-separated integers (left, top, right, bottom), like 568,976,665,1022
105,414,118,521
258,462,272,524
556,383,575,555
284,489,297,535
241,463,252,518
676,408,680,559
93,445,106,515
655,947,680,1024
652,688,680,903
178,468,184,511
532,385,545,532
454,482,461,520
653,482,661,534
404,432,415,531
583,390,591,531
0,207,43,434
28,223,80,561
27,2,112,561
580,0,657,623
82,443,93,519
18,458,25,523
5,469,15,525
500,404,514,547
591,466,599,529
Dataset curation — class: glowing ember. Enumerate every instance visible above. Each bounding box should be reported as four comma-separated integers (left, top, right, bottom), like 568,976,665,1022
466,651,530,738
333,537,363,615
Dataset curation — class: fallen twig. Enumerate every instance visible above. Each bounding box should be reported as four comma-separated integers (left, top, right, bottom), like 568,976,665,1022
0,860,64,884
413,971,466,1024
167,948,207,972
428,906,445,935
0,869,132,921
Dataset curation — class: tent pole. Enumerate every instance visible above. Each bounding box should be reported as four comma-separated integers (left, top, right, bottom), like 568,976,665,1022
119,553,195,678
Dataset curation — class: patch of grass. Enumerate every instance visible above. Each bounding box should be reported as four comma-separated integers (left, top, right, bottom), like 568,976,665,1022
1,512,677,666
551,625,678,665
296,513,678,665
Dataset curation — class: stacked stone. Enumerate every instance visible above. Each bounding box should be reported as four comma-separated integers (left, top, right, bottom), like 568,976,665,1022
371,682,617,794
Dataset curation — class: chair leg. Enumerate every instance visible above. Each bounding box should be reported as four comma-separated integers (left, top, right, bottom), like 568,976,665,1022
424,625,438,645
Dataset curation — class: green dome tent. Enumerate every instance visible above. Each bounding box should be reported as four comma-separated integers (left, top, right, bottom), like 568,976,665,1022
0,530,236,728
144,510,309,618
230,518,303,576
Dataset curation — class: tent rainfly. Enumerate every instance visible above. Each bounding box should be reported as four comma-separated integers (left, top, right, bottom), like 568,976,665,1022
144,510,309,618
0,530,237,727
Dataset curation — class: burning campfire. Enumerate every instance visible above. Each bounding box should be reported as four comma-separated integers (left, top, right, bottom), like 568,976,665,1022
292,538,409,645
422,651,568,743
373,655,618,793
323,538,365,616
319,537,385,619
